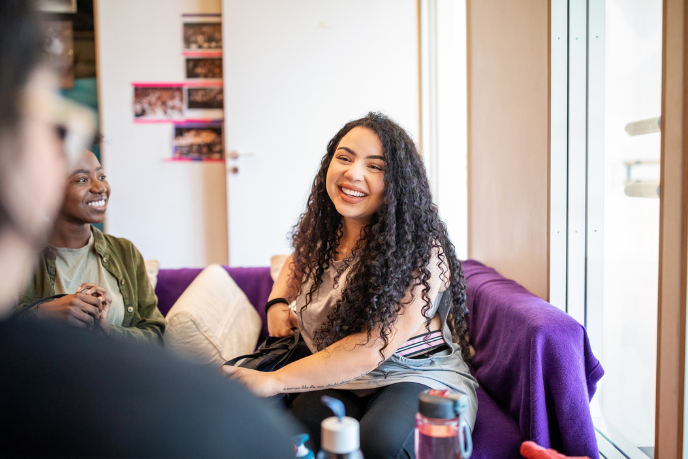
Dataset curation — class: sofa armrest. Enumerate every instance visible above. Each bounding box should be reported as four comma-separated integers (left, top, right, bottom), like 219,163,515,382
463,260,603,458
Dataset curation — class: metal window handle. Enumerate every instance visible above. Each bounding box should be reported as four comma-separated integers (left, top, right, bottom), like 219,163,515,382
228,151,255,160
625,116,660,136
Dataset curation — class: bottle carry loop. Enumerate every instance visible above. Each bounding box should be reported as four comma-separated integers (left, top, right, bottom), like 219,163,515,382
459,415,473,458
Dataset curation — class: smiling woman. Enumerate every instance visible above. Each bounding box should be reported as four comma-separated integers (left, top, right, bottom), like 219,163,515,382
223,113,477,459
14,148,165,344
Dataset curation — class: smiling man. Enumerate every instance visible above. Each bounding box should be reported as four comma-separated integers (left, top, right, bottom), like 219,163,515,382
15,149,165,343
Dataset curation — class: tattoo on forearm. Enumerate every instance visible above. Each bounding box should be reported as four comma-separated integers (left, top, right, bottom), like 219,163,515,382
281,371,371,392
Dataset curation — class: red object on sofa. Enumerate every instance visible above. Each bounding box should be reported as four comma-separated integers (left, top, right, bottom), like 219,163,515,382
520,441,592,459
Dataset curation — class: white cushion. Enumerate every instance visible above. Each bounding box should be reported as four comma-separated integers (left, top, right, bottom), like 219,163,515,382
270,254,289,281
164,264,262,368
144,259,160,290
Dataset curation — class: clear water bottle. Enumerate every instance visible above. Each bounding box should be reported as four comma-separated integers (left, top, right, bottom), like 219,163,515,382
315,396,364,459
415,389,472,459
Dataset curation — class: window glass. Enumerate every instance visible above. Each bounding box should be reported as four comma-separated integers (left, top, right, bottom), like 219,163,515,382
595,0,662,456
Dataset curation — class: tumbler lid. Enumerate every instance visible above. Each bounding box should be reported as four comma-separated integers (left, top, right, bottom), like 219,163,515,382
320,395,360,454
418,389,469,419
321,416,360,454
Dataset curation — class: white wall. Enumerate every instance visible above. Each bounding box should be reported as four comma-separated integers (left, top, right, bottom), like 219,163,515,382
97,0,227,268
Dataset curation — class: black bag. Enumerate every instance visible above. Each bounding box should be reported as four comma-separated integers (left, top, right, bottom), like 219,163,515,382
223,329,311,372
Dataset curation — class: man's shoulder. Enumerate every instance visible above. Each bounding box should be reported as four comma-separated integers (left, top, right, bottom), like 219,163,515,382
0,318,296,458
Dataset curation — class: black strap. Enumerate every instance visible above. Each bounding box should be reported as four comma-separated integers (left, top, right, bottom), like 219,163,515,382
223,328,304,370
224,353,260,367
264,297,289,315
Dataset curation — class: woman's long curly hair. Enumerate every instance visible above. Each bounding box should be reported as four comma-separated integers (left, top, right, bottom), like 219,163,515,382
289,112,470,364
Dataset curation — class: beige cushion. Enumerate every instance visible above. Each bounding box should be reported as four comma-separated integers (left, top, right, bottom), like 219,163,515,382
144,259,160,290
164,264,262,368
270,254,289,282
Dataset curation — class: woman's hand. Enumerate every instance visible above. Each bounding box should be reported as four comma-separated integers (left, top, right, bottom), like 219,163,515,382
37,293,103,327
267,303,298,337
221,366,280,397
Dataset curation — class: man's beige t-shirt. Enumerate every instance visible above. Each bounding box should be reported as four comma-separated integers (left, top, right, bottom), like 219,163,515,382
51,231,125,326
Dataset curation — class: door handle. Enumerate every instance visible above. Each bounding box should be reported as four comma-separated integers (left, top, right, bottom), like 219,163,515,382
227,151,255,160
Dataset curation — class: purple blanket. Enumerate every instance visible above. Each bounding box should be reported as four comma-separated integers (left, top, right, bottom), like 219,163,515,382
463,260,603,458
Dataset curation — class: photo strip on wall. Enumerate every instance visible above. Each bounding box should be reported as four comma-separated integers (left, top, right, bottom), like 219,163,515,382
179,13,223,161
172,121,224,161
133,84,185,122
185,56,223,79
132,81,224,123
185,81,223,120
131,13,224,162
182,14,222,51
183,14,222,82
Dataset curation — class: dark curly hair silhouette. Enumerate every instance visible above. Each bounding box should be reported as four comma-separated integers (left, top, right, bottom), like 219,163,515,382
289,112,470,364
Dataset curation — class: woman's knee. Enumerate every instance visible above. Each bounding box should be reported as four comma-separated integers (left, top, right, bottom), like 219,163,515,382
359,422,415,459
358,383,427,459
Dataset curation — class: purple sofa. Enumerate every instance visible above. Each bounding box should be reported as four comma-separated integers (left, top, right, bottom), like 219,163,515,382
155,260,603,459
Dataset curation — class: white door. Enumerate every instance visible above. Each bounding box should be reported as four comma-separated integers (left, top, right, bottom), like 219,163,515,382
222,0,419,266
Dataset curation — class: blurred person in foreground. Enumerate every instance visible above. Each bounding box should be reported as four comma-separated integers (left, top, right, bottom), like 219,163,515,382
0,2,295,457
